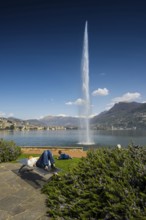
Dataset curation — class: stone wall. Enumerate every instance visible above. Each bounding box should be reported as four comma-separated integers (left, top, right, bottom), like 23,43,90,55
21,146,87,158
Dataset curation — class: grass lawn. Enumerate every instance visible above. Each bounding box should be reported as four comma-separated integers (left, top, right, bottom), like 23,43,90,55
54,156,81,174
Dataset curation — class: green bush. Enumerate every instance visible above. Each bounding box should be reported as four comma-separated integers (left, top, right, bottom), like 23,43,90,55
42,146,146,219
0,139,21,163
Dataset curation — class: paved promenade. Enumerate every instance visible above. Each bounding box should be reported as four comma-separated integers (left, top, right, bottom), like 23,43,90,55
0,162,50,220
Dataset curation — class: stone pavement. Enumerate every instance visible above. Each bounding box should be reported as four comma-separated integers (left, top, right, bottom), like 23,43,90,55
0,162,50,220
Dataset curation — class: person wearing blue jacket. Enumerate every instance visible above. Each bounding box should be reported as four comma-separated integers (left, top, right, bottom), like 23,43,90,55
58,150,72,160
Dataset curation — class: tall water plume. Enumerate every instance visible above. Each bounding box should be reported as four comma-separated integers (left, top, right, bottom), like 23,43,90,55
78,21,94,145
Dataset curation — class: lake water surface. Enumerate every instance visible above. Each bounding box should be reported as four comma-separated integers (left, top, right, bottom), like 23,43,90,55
0,130,146,150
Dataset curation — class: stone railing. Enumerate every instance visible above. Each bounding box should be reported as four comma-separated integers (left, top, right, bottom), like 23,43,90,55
21,146,87,158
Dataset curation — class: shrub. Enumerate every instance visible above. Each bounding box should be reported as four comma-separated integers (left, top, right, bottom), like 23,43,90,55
42,146,146,219
0,139,21,163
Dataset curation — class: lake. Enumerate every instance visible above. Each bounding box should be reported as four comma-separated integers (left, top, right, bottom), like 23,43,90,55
0,129,146,150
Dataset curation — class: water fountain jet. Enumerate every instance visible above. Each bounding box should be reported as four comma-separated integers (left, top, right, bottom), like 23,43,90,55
78,21,94,145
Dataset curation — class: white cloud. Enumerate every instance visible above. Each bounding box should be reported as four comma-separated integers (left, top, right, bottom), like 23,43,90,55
99,72,106,76
38,115,44,119
8,113,14,117
90,113,98,118
66,98,85,106
107,92,141,110
112,92,141,103
38,114,70,119
0,112,6,117
65,101,73,105
57,114,68,117
0,112,14,118
92,88,109,96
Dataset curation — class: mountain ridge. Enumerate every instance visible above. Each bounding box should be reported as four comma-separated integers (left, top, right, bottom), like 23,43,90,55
1,102,146,129
91,102,146,129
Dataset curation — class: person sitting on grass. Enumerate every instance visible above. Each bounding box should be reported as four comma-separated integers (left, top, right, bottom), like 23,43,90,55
58,150,72,160
36,150,56,170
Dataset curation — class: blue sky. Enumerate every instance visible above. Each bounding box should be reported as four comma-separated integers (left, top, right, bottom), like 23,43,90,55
0,0,146,120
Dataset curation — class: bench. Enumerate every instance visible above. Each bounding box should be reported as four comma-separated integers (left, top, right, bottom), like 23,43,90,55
18,158,60,179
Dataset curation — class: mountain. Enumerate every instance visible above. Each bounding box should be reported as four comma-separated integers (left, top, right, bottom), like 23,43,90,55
25,119,46,126
91,102,146,129
2,102,146,130
3,116,80,128
39,116,79,127
7,117,24,123
7,117,45,126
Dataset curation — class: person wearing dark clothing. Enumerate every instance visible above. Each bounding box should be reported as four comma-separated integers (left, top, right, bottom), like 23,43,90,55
58,150,72,160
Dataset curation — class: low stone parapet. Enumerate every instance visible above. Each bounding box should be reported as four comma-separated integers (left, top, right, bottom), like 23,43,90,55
21,146,87,158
